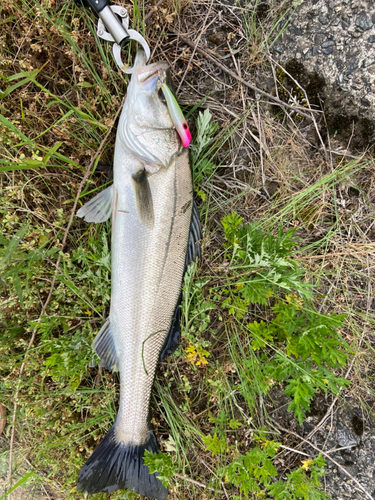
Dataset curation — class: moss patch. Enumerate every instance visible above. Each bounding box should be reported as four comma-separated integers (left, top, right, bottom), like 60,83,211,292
276,58,325,110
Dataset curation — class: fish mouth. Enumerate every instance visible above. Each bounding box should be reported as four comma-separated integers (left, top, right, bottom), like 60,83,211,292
134,51,169,91
133,53,191,147
137,66,159,91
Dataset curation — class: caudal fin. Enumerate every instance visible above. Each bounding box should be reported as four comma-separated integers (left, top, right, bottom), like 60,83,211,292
77,426,168,499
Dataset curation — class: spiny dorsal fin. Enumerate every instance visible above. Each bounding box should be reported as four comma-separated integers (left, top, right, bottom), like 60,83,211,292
93,319,118,373
77,185,113,223
132,169,154,228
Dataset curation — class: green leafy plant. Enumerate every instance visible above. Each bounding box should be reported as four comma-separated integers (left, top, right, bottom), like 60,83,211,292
190,109,219,199
199,419,328,500
143,451,176,488
220,213,351,423
190,108,218,185
267,455,327,500
202,432,228,457
221,446,327,500
181,262,214,365
220,439,279,498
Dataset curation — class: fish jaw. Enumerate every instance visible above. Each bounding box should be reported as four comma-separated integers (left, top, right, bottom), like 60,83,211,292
118,51,189,166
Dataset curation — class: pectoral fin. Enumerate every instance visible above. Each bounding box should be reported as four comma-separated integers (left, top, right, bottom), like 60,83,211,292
132,169,154,228
77,185,113,223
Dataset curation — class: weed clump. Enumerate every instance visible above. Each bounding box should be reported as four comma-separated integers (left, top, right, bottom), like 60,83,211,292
146,210,343,498
220,213,350,423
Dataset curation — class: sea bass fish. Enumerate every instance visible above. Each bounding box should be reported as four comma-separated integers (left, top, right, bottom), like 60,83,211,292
75,51,200,499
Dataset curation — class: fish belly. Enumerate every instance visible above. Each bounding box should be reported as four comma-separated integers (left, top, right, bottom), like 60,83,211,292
110,149,192,445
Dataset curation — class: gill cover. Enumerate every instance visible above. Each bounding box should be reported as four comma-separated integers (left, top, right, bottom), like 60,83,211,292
161,83,191,147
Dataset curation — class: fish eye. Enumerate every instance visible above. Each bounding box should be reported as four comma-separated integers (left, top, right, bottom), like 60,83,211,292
158,88,167,105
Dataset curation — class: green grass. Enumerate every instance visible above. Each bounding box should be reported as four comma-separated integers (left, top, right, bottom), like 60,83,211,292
1,0,375,499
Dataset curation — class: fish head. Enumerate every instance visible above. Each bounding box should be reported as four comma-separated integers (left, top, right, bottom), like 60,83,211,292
119,51,191,168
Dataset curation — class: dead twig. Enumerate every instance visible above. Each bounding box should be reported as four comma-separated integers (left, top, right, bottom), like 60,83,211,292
267,55,329,162
174,472,214,491
169,27,320,120
145,0,166,21
199,458,230,499
0,405,6,435
298,247,375,260
278,444,310,457
208,267,267,285
176,0,215,94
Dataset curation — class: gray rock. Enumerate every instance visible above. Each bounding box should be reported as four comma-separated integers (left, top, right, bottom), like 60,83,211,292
289,25,302,35
347,58,359,71
356,11,373,31
322,40,335,48
342,16,350,28
274,45,285,55
337,422,359,447
338,463,360,479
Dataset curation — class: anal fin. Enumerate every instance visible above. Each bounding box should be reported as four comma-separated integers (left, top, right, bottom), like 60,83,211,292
77,185,113,223
93,319,119,373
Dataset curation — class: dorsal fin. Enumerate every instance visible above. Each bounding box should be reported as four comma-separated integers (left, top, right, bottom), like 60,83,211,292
160,200,202,361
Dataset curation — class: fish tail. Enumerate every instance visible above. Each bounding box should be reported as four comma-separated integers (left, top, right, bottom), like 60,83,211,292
77,426,168,499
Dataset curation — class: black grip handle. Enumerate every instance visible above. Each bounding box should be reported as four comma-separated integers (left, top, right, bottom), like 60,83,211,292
73,0,111,14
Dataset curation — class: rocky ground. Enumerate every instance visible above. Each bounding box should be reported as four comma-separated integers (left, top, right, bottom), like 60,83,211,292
271,0,375,151
269,388,375,499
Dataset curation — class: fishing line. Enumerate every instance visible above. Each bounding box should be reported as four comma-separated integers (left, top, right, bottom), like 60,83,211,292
141,329,166,375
